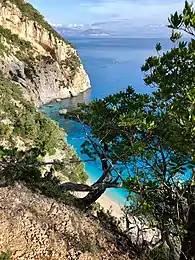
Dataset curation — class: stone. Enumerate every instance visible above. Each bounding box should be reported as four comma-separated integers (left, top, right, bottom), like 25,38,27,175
59,108,68,115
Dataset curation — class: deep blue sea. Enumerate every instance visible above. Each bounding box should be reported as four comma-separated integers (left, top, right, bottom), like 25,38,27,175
41,37,173,205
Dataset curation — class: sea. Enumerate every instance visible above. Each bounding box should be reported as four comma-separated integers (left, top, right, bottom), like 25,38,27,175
41,37,173,205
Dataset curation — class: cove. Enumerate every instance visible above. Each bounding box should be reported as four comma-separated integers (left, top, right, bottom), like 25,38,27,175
40,93,129,204
41,37,173,204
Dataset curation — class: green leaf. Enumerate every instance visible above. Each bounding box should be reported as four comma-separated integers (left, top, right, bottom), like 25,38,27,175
156,43,162,52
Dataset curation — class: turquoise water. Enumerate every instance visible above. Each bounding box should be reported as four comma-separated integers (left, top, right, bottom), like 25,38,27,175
41,37,172,204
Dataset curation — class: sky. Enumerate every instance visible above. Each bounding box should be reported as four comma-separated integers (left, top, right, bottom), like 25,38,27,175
29,0,185,36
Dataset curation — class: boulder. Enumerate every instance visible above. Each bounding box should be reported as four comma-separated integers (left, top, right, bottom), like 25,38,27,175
59,108,67,115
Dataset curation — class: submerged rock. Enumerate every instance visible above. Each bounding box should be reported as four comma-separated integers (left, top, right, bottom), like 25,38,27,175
59,108,68,115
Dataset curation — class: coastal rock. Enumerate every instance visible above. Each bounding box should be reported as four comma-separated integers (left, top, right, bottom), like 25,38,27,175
59,108,68,115
0,0,91,106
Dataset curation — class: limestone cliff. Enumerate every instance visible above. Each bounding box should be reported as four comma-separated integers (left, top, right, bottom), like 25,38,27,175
0,0,91,106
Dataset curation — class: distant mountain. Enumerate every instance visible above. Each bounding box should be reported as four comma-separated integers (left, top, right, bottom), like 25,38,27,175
53,24,110,37
53,21,170,38
91,21,169,38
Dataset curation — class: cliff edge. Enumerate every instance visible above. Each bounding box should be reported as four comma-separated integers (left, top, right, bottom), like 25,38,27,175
0,0,91,106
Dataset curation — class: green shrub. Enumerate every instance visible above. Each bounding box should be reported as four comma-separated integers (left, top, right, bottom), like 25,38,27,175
0,72,65,154
0,250,11,260
0,72,88,191
60,51,81,82
0,25,36,64
148,245,169,260
0,25,31,51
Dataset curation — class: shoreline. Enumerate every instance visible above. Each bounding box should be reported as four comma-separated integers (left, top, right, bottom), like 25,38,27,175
40,88,91,109
87,178,126,219
74,190,124,220
41,98,125,220
97,193,124,219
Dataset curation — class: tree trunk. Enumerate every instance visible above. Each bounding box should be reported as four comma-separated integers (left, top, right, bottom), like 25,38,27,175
180,203,195,260
79,187,106,208
79,142,113,208
164,232,179,260
60,182,121,191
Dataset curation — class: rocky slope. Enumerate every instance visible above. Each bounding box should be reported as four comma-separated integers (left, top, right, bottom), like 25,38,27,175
0,183,135,260
0,0,91,106
0,72,135,259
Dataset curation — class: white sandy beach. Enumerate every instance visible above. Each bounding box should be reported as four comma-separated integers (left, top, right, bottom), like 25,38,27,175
97,194,124,219
74,191,124,219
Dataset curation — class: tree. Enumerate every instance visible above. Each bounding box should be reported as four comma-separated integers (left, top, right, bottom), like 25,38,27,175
139,2,195,258
64,1,195,259
66,88,152,207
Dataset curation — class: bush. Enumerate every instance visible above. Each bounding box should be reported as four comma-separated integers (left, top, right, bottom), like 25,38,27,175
0,25,31,52
148,245,170,260
0,72,65,154
0,250,11,260
0,72,88,193
60,51,81,82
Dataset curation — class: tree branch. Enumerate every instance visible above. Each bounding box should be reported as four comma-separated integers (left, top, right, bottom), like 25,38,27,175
60,181,122,191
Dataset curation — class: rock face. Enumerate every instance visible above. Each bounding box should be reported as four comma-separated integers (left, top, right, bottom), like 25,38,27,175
0,0,91,106
0,183,133,260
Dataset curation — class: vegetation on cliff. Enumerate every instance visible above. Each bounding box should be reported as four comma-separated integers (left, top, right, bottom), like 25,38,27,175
0,0,88,193
0,24,81,76
60,50,81,84
0,71,88,190
0,25,33,59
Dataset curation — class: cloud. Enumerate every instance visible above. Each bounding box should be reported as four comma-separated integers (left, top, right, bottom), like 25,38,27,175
29,0,184,36
79,0,184,25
